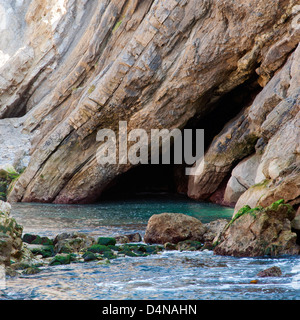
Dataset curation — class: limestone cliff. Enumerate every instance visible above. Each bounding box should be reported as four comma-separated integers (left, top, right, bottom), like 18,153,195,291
0,0,299,211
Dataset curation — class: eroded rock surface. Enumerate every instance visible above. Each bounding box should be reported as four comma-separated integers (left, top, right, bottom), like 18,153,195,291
0,201,23,266
214,200,300,257
188,42,300,210
144,212,206,244
0,0,298,209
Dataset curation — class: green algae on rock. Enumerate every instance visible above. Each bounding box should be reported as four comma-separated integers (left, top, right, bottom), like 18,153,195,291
0,200,23,266
214,200,299,257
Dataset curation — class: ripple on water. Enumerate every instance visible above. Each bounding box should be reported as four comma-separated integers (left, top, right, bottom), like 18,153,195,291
1,199,300,300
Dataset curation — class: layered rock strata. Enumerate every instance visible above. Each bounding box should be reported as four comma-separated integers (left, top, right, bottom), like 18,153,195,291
0,0,298,210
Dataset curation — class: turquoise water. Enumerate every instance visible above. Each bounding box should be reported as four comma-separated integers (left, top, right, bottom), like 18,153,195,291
9,195,234,238
1,196,300,300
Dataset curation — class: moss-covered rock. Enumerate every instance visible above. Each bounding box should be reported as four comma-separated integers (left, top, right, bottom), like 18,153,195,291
101,251,117,259
0,166,23,202
82,251,97,262
177,240,203,251
29,244,55,258
0,201,23,266
87,244,112,254
22,266,42,275
97,237,116,246
164,242,177,250
53,232,96,254
117,244,163,257
214,199,299,257
49,254,76,266
22,234,53,246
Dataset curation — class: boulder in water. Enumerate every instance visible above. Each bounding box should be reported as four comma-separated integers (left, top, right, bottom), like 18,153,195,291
214,200,300,257
257,266,282,277
144,213,206,245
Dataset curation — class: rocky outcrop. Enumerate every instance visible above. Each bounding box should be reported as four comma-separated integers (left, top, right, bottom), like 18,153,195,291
144,212,228,245
202,219,228,243
214,200,300,257
0,0,297,208
0,201,23,266
144,212,206,244
0,165,23,201
188,41,300,210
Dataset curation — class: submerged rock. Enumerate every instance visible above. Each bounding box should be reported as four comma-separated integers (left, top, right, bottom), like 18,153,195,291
144,213,206,245
214,200,300,257
257,266,282,277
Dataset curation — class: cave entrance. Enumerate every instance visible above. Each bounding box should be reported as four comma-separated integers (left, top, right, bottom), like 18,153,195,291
100,163,184,200
99,75,261,201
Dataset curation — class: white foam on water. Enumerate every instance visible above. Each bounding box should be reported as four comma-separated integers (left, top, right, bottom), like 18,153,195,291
290,262,300,290
0,264,5,290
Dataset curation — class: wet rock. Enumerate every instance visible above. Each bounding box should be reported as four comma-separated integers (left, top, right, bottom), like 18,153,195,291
10,243,44,271
176,240,203,251
97,237,116,246
82,252,98,262
87,244,112,254
49,254,76,266
115,233,142,244
214,200,300,257
0,200,23,266
291,207,300,231
144,213,206,245
22,234,53,246
0,233,12,266
53,232,96,254
22,266,41,275
164,242,177,251
27,244,55,258
257,266,282,277
203,219,229,243
117,244,163,257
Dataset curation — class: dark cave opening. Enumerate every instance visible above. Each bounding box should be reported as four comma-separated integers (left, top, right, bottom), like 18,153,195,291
1,96,28,118
100,75,261,201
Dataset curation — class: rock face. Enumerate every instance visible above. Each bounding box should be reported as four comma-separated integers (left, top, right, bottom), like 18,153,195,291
202,219,228,243
0,201,23,266
188,41,300,210
214,200,300,257
144,213,206,244
0,0,298,210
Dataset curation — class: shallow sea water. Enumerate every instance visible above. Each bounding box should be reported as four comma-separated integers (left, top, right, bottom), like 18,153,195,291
1,196,300,300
